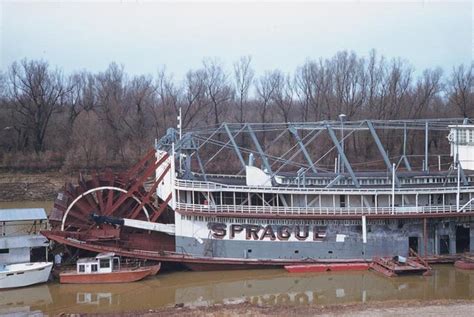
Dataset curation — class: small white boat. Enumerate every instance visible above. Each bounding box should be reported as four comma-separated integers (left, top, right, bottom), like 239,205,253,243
59,253,160,284
0,262,53,289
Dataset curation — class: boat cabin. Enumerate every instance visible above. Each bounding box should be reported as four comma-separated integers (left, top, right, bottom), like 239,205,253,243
0,208,49,264
76,253,120,274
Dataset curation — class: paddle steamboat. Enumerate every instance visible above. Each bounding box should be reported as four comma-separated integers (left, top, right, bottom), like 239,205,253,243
43,118,474,270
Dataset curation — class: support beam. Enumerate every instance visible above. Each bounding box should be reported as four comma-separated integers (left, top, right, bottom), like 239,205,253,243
247,124,273,175
326,125,360,188
279,194,289,207
195,150,208,182
307,195,319,207
400,123,413,171
288,125,318,174
458,160,469,186
362,196,371,208
366,121,401,187
326,175,344,188
423,218,428,257
224,123,246,169
362,216,367,244
273,129,325,175
424,121,429,172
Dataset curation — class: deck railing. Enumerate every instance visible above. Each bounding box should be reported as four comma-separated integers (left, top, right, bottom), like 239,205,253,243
174,179,473,195
175,202,474,217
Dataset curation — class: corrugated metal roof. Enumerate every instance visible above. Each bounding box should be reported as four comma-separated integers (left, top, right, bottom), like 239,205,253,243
0,208,47,222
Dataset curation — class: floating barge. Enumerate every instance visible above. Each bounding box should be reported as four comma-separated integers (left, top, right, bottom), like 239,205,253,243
454,254,474,270
285,263,369,273
370,256,432,277
42,119,474,270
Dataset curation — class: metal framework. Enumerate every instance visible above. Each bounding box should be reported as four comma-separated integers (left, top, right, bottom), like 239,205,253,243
157,118,472,187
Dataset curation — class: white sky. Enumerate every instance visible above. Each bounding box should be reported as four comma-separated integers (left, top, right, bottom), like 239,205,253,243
0,1,472,79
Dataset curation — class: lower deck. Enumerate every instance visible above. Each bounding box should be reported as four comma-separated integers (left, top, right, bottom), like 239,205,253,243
175,214,474,261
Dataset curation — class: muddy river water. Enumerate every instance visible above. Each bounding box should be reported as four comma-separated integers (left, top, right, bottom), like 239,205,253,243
0,202,473,315
0,266,472,315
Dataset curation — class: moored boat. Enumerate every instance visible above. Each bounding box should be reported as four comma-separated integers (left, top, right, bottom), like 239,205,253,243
42,118,474,270
454,257,474,270
0,262,53,289
59,253,161,284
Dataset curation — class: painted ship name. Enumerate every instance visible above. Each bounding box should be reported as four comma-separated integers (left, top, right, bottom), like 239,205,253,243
209,223,327,241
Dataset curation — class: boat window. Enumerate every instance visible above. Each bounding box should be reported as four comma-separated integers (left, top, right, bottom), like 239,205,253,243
340,195,346,208
113,258,120,270
79,265,85,273
0,248,9,254
91,264,98,272
100,259,110,269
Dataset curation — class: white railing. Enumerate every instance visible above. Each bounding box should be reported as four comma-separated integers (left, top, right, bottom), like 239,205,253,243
175,179,474,195
175,202,474,217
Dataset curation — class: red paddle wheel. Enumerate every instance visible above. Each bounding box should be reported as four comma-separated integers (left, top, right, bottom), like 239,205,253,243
47,149,174,251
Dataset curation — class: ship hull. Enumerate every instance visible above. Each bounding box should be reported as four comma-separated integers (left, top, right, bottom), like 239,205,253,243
43,221,466,271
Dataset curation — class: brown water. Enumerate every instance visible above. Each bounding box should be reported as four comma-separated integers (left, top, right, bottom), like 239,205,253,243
1,202,473,315
0,265,472,315
0,200,53,211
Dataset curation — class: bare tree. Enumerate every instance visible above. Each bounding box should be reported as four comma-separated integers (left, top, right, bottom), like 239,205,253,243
272,71,295,123
203,58,234,127
255,70,279,149
123,74,156,157
153,68,179,136
66,111,105,169
329,51,367,119
410,68,443,118
94,63,128,161
0,52,472,172
447,64,473,118
181,69,209,129
295,59,332,121
233,56,254,124
373,58,412,120
8,59,71,153
67,71,99,126
0,71,5,97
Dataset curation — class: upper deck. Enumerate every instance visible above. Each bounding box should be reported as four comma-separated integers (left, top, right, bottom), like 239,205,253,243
156,118,474,219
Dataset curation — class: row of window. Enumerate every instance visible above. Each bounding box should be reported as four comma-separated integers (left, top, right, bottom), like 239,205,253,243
281,176,473,186
182,215,400,226
77,259,110,273
455,129,474,145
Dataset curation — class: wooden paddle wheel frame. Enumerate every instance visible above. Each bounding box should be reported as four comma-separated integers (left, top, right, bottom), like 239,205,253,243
49,148,172,242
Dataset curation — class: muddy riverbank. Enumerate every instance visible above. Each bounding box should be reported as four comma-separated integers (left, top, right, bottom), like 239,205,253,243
0,172,71,202
67,299,474,316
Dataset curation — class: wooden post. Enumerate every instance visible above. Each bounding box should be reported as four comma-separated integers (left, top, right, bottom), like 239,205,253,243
423,218,428,257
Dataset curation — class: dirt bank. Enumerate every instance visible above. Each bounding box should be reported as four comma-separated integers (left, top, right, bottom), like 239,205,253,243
66,299,474,316
0,172,71,202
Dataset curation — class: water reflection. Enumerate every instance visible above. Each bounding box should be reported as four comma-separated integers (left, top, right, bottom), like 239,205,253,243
76,293,114,306
0,265,472,315
0,284,51,316
0,201,53,211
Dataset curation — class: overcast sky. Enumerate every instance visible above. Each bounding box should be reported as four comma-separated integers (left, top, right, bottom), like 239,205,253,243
1,1,472,79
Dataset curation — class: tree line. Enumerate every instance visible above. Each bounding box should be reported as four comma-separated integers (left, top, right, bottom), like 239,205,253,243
0,50,472,172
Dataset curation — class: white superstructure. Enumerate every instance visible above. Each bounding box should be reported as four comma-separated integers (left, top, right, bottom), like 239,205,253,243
449,123,474,170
